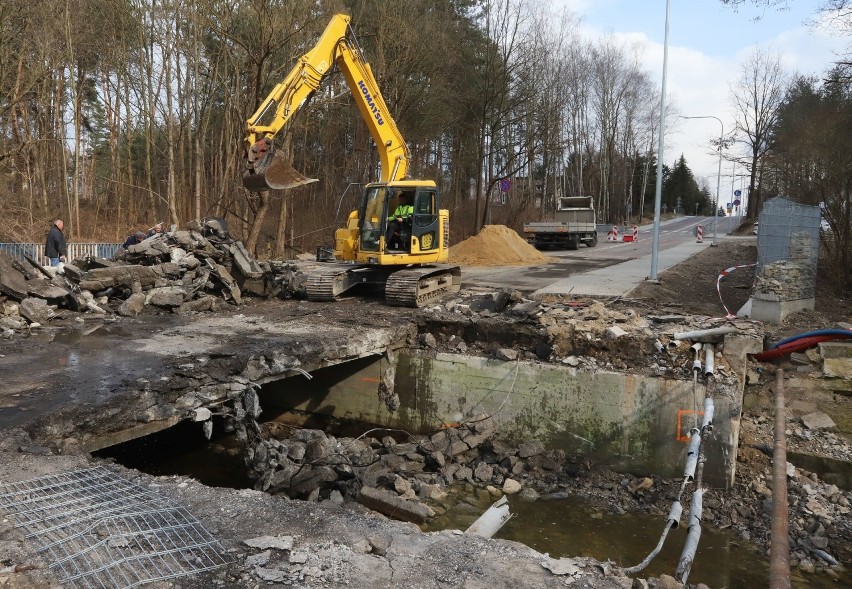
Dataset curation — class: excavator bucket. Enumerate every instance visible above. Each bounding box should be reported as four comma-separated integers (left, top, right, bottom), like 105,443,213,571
243,140,319,191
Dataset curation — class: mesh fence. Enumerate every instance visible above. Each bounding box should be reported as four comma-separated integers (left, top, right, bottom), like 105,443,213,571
755,197,821,301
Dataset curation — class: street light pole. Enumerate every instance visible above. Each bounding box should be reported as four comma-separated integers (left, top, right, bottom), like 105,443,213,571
649,0,671,280
680,115,723,247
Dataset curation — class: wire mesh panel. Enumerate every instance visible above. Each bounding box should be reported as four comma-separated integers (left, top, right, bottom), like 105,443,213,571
755,197,821,301
0,466,228,589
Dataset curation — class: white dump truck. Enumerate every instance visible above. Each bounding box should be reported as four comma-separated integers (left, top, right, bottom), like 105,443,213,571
522,196,597,249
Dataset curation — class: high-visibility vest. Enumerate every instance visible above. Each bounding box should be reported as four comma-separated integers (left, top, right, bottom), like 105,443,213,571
389,204,413,220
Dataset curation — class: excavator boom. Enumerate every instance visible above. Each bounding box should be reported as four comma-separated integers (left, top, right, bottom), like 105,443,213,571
243,14,409,190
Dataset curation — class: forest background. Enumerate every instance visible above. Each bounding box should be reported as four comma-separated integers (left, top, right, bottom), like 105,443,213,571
0,0,849,292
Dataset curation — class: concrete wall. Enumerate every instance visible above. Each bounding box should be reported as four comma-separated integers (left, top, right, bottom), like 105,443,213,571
265,351,741,489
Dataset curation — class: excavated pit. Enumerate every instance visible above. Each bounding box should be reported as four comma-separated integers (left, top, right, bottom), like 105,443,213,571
84,326,838,589
7,294,798,588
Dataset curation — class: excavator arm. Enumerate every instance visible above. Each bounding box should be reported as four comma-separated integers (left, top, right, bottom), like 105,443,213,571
244,13,410,190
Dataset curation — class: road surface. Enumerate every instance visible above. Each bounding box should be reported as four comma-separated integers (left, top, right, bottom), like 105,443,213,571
462,215,743,293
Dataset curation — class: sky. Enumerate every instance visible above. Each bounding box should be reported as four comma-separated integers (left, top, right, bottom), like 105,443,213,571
557,0,848,203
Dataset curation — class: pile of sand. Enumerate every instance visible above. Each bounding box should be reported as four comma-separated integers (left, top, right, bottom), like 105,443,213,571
449,225,554,266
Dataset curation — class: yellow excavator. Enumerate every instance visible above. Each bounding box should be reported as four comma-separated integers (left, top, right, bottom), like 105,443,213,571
243,13,460,307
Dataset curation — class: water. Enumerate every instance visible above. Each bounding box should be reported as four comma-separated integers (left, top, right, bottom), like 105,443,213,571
424,487,846,589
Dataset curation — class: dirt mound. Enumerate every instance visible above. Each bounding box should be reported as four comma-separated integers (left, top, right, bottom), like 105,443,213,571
449,225,554,266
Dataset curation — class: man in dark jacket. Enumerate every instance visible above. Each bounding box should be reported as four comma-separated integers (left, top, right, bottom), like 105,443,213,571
45,219,67,266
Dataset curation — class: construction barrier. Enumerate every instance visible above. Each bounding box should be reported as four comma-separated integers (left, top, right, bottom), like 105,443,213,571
607,225,619,242
716,263,756,318
633,226,638,242
696,224,703,243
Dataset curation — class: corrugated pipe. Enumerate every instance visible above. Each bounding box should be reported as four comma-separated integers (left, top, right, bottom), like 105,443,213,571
673,326,739,341
772,329,852,349
704,343,715,377
702,397,714,430
675,487,704,583
770,369,791,589
625,397,715,576
683,429,701,480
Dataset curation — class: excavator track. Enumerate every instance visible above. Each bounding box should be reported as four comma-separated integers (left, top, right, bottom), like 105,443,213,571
304,264,356,301
384,265,461,307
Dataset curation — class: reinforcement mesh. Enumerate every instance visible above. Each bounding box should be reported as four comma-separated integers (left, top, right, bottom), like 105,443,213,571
0,465,228,589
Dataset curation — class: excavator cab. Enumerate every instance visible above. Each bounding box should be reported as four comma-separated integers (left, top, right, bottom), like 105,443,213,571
355,184,440,255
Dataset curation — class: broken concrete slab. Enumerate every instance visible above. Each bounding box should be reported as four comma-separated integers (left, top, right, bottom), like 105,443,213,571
818,341,852,382
177,296,221,314
606,325,628,339
78,265,162,292
118,293,146,317
25,281,70,300
357,486,434,524
230,242,264,278
801,412,837,431
18,297,50,324
146,286,186,308
0,254,30,300
244,535,295,551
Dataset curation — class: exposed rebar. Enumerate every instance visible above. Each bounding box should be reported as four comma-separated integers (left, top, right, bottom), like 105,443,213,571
770,369,791,589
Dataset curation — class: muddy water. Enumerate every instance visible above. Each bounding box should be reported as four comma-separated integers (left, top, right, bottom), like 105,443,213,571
423,487,845,589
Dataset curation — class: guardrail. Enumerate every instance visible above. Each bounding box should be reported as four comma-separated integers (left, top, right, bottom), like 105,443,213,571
0,243,122,265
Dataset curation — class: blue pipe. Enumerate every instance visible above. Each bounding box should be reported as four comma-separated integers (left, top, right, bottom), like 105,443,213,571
772,329,852,350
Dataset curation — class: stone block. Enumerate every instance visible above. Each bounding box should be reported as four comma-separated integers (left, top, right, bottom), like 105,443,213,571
358,486,433,524
19,297,50,324
801,412,836,431
496,348,518,361
502,479,522,494
145,286,186,307
606,325,628,339
118,292,146,317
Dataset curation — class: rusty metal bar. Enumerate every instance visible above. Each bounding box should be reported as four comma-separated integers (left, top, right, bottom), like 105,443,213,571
770,369,791,589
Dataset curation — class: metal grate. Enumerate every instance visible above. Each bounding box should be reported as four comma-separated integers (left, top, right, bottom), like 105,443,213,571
0,466,228,589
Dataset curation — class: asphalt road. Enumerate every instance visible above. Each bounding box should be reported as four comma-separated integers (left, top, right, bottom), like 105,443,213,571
462,215,742,291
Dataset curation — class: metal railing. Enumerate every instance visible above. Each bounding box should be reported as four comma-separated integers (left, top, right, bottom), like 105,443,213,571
0,242,121,265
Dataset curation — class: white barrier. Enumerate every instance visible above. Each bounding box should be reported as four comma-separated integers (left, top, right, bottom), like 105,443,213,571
607,225,619,242
0,243,121,265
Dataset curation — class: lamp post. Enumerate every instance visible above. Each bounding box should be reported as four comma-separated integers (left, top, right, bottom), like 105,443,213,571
679,115,723,247
649,0,671,280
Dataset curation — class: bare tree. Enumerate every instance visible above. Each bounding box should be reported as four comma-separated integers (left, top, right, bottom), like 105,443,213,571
730,47,788,219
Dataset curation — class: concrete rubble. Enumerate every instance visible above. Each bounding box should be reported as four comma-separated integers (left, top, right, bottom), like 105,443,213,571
0,219,318,331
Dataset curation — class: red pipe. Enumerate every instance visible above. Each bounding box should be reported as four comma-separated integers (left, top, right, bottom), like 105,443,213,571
751,335,840,361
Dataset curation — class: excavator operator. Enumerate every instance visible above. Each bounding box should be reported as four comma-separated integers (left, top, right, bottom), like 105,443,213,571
386,192,414,250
